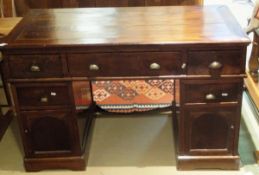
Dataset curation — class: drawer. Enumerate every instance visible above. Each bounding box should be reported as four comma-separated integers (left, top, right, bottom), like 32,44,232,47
180,79,243,104
8,55,64,78
187,50,245,76
15,83,72,109
68,52,184,77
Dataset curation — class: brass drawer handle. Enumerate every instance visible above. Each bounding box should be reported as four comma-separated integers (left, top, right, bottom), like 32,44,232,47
209,61,222,69
30,65,41,72
89,64,99,71
205,93,216,100
40,96,48,103
150,63,160,70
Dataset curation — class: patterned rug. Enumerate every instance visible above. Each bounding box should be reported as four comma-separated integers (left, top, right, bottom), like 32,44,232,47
72,79,178,113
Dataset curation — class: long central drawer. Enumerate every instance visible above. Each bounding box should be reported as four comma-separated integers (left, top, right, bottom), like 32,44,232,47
67,52,184,77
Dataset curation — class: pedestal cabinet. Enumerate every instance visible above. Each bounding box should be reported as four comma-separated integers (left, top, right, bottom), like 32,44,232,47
11,82,85,171
178,79,243,169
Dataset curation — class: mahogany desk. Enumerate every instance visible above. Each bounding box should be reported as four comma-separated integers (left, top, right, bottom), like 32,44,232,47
0,6,250,171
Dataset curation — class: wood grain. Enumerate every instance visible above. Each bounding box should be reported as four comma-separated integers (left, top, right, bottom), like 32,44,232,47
5,6,249,48
13,0,204,16
2,0,14,17
0,17,21,37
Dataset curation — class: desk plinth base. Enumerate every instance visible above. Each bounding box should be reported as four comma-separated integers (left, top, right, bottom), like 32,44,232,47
24,156,85,172
177,155,240,170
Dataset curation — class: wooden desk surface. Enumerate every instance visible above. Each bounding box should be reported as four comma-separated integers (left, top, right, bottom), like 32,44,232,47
5,6,249,48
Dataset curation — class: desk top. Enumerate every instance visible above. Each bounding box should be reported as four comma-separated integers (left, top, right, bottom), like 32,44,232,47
5,6,249,48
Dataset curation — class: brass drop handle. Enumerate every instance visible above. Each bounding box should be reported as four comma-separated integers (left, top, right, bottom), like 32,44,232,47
209,61,222,69
30,64,41,72
205,93,216,100
40,96,48,103
150,63,160,70
89,64,99,71
230,125,234,130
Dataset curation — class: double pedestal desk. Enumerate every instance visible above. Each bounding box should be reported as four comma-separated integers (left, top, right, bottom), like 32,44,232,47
0,6,250,171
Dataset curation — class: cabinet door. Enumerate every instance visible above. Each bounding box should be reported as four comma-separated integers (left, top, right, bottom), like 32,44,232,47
180,105,238,156
20,110,81,157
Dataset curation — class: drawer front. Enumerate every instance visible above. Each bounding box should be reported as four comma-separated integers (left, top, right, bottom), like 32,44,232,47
187,50,245,76
15,83,72,109
8,55,64,78
68,52,184,77
180,79,243,104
